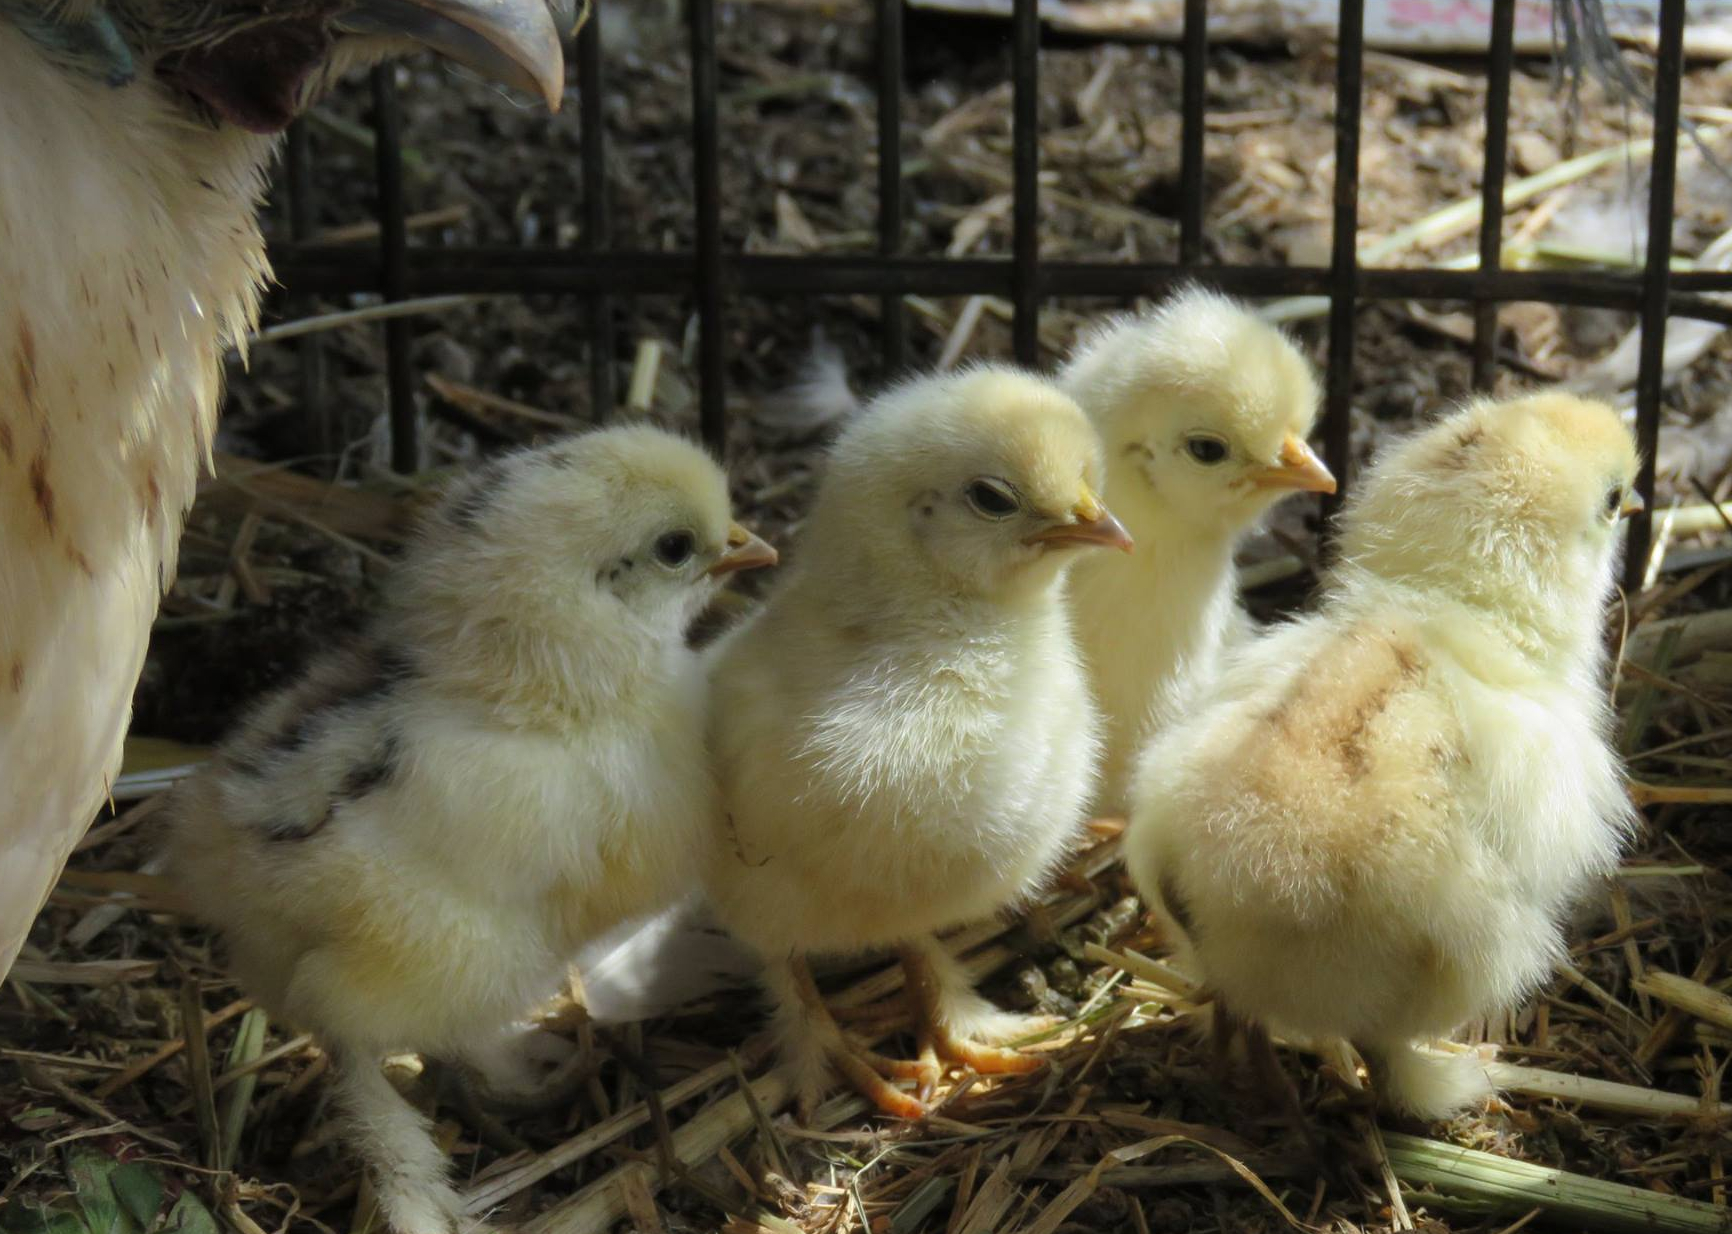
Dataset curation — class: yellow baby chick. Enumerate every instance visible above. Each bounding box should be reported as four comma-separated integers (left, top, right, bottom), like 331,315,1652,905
1126,392,1641,1120
706,366,1131,1119
1060,287,1335,814
165,427,775,1234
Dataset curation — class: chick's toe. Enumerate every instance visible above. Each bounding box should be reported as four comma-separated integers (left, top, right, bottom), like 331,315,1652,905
769,957,927,1121
899,946,1046,1079
902,936,1054,1046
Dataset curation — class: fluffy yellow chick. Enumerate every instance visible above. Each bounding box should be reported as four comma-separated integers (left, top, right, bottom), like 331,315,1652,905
1126,392,1642,1119
706,366,1132,1119
1060,287,1335,815
165,427,774,1234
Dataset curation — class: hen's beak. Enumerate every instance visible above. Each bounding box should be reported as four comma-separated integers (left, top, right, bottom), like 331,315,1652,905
1025,488,1134,554
1251,435,1337,494
1620,490,1646,519
336,0,571,110
708,523,779,577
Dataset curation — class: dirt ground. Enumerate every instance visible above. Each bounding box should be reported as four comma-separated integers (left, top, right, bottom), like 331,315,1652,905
5,4,1732,1233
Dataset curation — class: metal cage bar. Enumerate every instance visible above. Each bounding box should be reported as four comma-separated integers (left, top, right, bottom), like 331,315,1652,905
877,0,906,373
690,0,726,448
307,0,1710,524
1178,0,1208,265
1471,0,1517,391
1624,0,1687,592
1321,0,1365,520
370,67,417,474
283,122,333,472
271,248,1732,319
1011,0,1041,365
580,9,615,418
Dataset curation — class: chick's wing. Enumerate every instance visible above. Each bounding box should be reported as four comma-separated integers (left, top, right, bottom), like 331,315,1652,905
1146,611,1478,932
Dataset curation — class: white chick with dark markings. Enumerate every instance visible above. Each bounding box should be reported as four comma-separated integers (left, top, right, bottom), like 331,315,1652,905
165,426,775,1234
1126,392,1641,1119
706,366,1132,1119
1061,288,1335,815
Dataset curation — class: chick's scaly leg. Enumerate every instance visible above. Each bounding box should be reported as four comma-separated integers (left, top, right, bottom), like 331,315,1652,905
1243,1018,1329,1166
765,956,927,1121
902,934,1058,1046
1212,1002,1328,1160
331,1050,465,1234
1209,999,1245,1085
898,943,1046,1082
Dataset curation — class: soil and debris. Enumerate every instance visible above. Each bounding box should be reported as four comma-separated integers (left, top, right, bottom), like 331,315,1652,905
5,4,1732,1233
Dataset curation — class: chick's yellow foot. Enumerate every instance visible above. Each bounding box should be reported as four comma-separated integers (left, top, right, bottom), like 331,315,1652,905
332,1052,470,1234
898,946,1046,1094
823,1038,932,1121
783,957,927,1119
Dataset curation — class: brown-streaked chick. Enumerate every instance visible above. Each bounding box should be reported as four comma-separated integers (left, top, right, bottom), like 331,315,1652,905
164,426,775,1234
705,366,1132,1120
1060,287,1335,815
1126,392,1641,1119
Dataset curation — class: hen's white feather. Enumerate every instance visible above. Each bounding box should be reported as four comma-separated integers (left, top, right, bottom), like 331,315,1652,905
0,30,270,976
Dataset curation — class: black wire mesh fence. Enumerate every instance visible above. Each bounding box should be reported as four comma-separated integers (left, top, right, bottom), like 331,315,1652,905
268,0,1720,593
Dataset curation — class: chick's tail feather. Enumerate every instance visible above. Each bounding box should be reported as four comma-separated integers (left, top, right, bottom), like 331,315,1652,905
569,898,761,1024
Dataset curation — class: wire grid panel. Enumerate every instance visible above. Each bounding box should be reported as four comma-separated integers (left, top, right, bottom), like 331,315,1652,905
274,0,1721,592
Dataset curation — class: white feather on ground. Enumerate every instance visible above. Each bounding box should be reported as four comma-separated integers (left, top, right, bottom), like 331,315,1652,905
570,899,761,1024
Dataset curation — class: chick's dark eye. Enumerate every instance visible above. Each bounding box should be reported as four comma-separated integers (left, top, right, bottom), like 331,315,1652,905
655,531,696,566
1604,486,1623,517
965,479,1021,519
1185,435,1229,465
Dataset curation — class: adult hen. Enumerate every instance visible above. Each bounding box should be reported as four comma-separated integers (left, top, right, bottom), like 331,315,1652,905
1060,287,1334,815
1126,391,1641,1119
0,0,569,979
706,366,1132,1119
165,427,775,1233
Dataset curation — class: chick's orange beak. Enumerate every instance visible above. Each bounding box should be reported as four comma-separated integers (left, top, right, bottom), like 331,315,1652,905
1025,488,1134,554
1252,435,1337,494
1620,490,1646,519
708,523,779,577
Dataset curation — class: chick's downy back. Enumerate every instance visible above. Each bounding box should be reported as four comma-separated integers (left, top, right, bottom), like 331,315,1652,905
1126,392,1639,1118
706,366,1115,959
